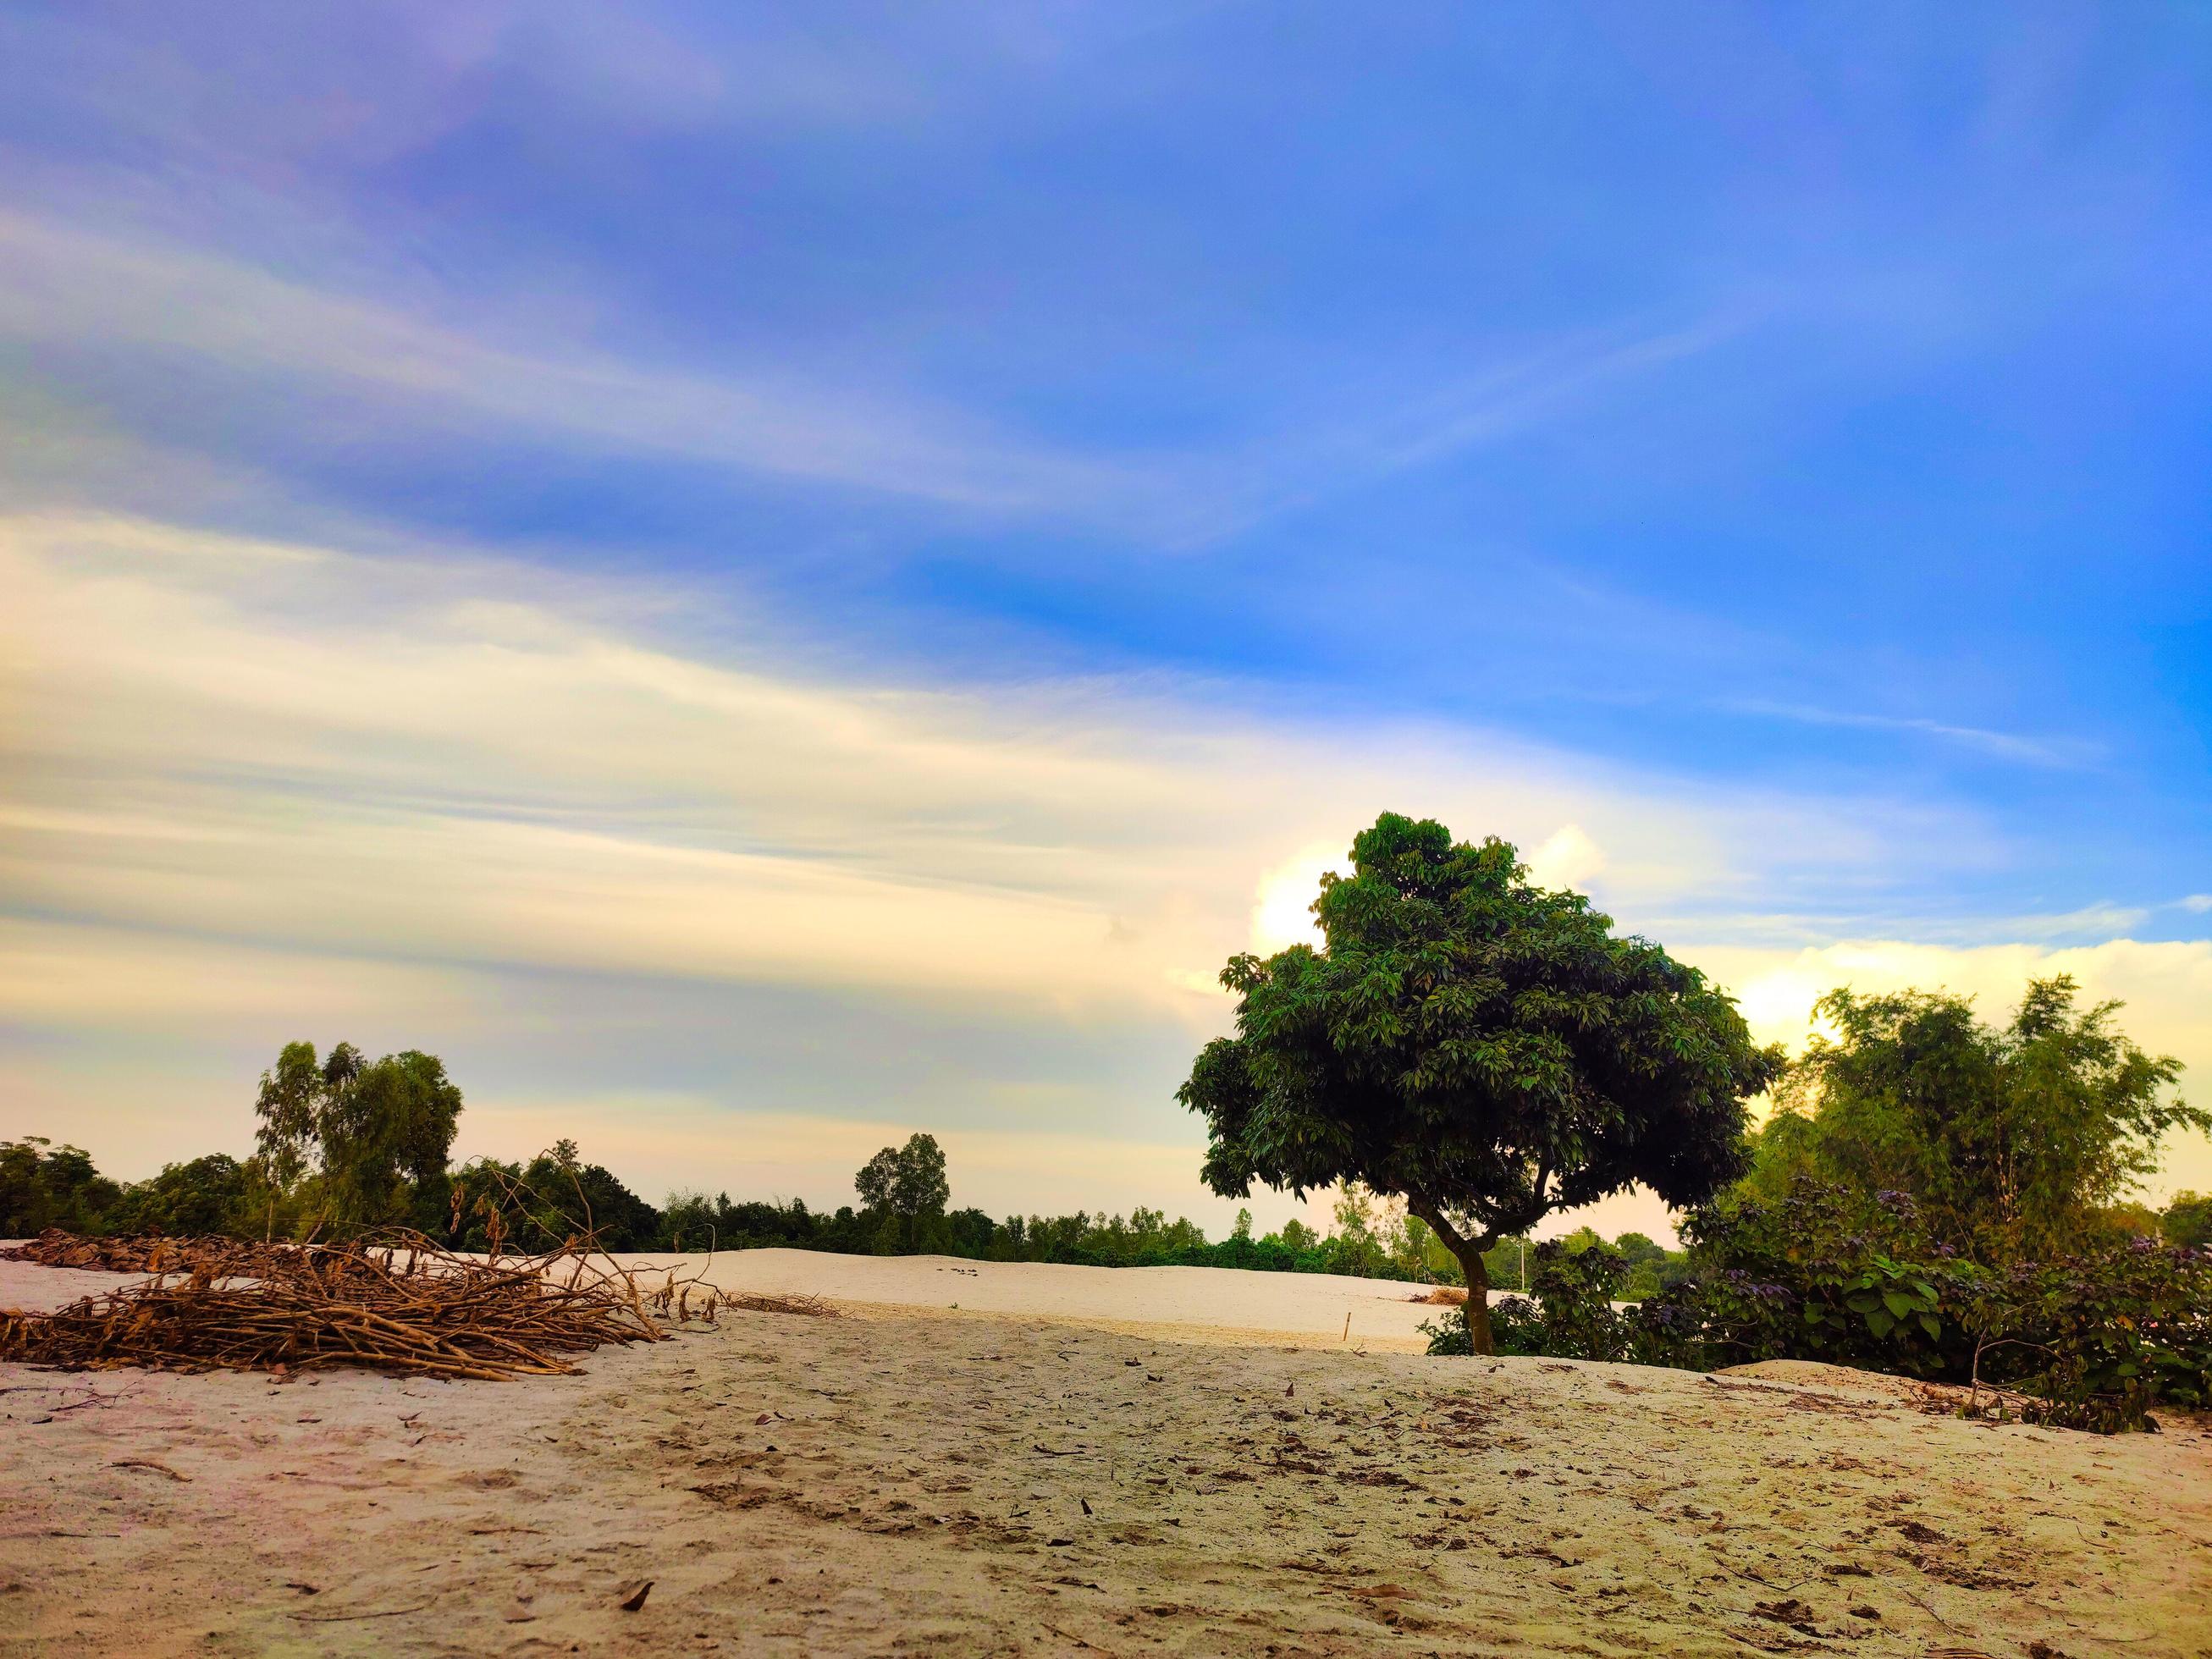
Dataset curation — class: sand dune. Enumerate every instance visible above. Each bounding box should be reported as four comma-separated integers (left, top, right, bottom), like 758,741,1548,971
4,1248,2209,1656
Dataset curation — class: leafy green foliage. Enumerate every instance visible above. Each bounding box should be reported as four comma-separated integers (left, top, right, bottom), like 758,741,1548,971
252,1040,464,1233
448,1143,662,1254
1181,812,1779,1350
13,1122,1558,1277
1757,978,2199,1262
1510,1238,1636,1360
106,1155,259,1237
1421,1233,1684,1358
2164,1191,2212,1252
1640,1177,2212,1431
0,1138,123,1237
1424,1175,2209,1434
854,1133,952,1252
1968,1240,2211,1430
659,1188,719,1253
1653,1182,1966,1375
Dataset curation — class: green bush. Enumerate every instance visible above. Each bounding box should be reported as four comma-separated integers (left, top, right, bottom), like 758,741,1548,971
1640,1178,2211,1431
1428,1179,2210,1433
1424,1237,1637,1360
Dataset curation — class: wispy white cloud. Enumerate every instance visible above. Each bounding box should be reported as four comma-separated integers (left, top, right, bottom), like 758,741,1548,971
1724,697,2090,768
0,917,480,1033
1161,311,1757,548
1991,903,2154,940
0,511,1986,1019
0,212,1145,521
0,201,1770,555
1526,824,1607,892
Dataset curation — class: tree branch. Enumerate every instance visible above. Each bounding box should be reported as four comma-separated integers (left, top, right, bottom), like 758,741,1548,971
1405,1194,1465,1256
1406,1195,1498,1259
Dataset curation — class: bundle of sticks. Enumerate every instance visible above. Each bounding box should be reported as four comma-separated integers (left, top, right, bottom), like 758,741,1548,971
0,1227,294,1277
0,1232,687,1381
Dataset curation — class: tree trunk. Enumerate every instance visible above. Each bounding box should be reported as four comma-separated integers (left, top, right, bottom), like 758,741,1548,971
1406,1196,1498,1356
1454,1239,1495,1355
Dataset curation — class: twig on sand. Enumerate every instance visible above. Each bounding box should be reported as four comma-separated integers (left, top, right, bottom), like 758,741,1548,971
5,1529,123,1540
1720,1561,1818,1594
53,1388,130,1413
1898,1585,1966,1634
3,1382,129,1410
110,1458,190,1481
288,1602,434,1623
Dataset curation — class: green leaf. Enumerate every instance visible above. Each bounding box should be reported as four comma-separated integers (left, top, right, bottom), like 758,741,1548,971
1866,1308,1896,1339
1917,1313,1940,1340
1881,1290,1917,1320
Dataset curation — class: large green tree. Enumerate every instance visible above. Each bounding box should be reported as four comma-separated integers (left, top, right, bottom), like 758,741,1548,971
1756,978,2198,1260
1181,813,1779,1353
0,1138,122,1237
854,1132,951,1253
253,1040,464,1233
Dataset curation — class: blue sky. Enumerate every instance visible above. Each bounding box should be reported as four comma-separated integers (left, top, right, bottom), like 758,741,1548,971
2,3,2208,1235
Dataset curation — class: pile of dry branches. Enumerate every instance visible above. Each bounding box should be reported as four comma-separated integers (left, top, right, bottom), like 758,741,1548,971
1,1227,295,1277
0,1233,691,1381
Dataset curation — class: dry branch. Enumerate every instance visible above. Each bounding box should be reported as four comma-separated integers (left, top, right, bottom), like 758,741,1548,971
0,1232,694,1381
0,1229,297,1277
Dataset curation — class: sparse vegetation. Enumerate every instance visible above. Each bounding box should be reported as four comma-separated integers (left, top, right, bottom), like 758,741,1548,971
8,935,2204,1432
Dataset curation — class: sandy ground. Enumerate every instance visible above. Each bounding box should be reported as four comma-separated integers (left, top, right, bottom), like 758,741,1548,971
647,1248,1463,1352
4,1249,2209,1656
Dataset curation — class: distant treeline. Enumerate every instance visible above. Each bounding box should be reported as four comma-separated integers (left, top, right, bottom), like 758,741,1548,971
9,1113,2208,1300
9,1015,2209,1310
1,1125,1697,1292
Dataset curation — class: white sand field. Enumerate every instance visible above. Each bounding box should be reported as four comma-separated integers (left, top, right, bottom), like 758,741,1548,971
621,1248,1461,1351
4,1247,2209,1656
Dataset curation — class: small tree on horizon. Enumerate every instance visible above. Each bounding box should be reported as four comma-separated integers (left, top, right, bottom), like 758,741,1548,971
253,1040,463,1234
854,1132,952,1253
1178,813,1779,1353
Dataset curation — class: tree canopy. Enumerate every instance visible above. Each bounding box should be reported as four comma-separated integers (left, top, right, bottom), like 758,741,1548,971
1180,813,1779,1351
0,1138,122,1237
1752,978,2199,1261
855,1133,951,1251
253,1039,464,1232
449,1139,662,1254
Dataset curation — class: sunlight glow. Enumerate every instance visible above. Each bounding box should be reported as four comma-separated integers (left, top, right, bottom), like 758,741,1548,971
1250,845,1348,954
